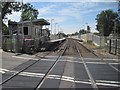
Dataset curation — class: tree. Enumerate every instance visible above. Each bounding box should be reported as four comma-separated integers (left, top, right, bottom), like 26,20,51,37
21,3,39,21
2,2,21,20
96,9,118,36
2,2,39,21
79,29,87,35
1,2,39,34
115,19,120,34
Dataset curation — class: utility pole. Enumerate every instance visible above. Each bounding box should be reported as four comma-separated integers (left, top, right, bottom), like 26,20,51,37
118,1,120,19
16,0,23,55
0,2,2,49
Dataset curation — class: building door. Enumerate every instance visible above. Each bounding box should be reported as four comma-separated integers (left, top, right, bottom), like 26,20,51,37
23,27,28,35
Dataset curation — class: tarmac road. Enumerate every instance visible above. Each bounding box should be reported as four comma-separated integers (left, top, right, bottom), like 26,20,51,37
1,38,119,89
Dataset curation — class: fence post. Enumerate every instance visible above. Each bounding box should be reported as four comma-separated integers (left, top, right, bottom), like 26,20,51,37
115,39,117,55
109,39,111,53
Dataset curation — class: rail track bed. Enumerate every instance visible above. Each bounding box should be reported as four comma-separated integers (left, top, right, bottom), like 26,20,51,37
1,38,119,90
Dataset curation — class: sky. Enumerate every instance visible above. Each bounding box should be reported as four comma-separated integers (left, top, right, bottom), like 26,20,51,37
6,0,118,34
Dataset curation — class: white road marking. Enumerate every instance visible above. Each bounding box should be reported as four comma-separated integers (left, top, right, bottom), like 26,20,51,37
0,68,16,74
84,58,118,61
0,71,5,74
41,59,57,62
96,82,120,87
12,55,118,64
104,59,118,62
86,62,105,64
0,68,9,72
41,59,119,65
96,80,120,84
0,49,2,52
19,72,45,77
0,68,119,87
84,58,101,60
109,63,119,65
12,56,39,60
45,56,59,58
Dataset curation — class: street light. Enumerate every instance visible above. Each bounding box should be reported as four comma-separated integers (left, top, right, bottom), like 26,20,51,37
55,23,58,35
51,19,54,35
85,23,88,30
83,25,85,30
54,23,58,39
57,24,60,34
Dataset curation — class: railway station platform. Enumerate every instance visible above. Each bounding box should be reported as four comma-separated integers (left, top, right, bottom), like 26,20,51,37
40,38,66,51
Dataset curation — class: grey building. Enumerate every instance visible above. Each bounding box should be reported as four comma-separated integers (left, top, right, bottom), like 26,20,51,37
8,18,50,52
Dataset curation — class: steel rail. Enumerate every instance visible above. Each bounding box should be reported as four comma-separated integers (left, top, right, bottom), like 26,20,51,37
34,39,68,90
75,41,98,90
0,52,50,85
1,40,66,85
77,40,120,73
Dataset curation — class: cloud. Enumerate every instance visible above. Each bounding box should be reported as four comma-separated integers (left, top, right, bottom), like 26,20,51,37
41,16,67,24
58,2,98,19
52,17,66,23
58,8,80,19
38,5,56,17
6,11,21,22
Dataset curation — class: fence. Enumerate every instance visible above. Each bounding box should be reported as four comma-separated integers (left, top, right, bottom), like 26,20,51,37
80,33,120,55
107,39,120,56
2,35,23,52
81,33,105,47
2,35,12,51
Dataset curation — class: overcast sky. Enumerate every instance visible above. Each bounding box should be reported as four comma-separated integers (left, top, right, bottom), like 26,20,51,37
6,0,118,34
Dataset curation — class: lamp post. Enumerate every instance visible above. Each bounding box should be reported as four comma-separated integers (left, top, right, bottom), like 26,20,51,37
85,23,88,31
55,23,58,34
51,19,54,35
55,23,58,39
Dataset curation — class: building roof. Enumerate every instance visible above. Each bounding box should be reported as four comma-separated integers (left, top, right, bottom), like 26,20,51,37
8,20,17,25
18,19,50,25
8,18,50,25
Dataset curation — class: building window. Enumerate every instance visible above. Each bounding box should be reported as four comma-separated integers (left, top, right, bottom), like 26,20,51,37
23,27,28,35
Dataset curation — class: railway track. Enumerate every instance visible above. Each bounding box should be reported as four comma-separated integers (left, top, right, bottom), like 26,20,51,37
76,40,120,73
63,38,119,89
74,39,119,89
1,38,119,89
1,39,68,89
75,41,98,90
34,40,68,89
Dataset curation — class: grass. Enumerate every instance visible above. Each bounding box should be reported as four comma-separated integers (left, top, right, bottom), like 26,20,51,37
83,40,107,52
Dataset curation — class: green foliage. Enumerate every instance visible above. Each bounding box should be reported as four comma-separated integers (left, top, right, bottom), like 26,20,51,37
2,2,39,35
2,23,9,35
115,20,120,34
93,32,100,36
2,2,21,19
70,32,79,36
96,9,118,36
2,2,39,21
57,32,68,37
74,32,79,35
79,29,87,34
21,3,39,21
